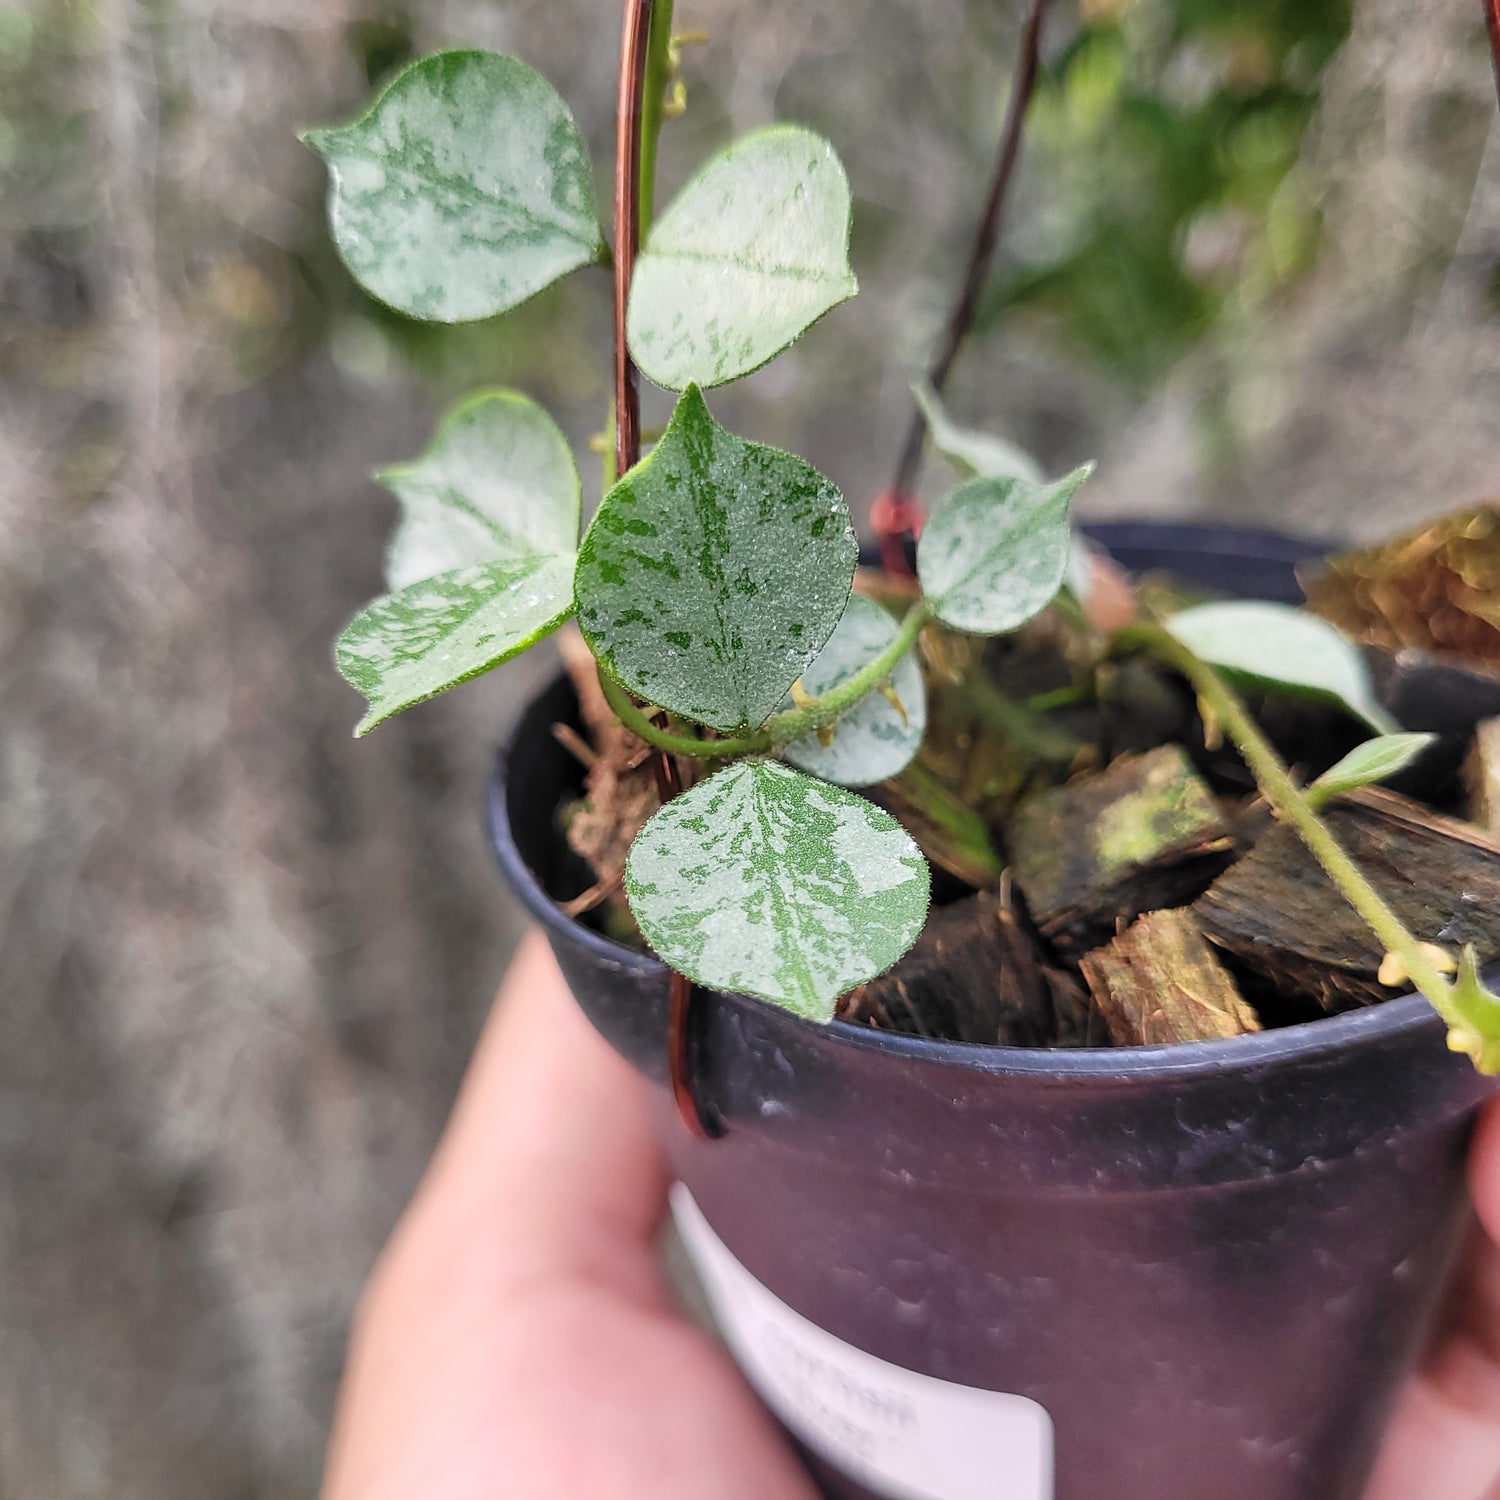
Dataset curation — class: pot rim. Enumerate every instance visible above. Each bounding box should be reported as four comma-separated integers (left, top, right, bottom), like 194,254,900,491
488,723,1448,1089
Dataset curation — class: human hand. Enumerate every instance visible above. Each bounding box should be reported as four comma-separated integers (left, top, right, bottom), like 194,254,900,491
1365,1100,1500,1500
323,930,1500,1500
320,930,817,1500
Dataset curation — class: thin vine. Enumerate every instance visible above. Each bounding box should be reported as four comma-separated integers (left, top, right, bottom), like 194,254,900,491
885,0,1051,509
1124,622,1500,1068
599,602,931,760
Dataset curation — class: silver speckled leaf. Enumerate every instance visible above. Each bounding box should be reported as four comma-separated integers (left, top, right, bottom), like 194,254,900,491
337,556,573,734
918,466,1093,636
781,596,927,786
1166,602,1399,733
304,51,604,323
625,758,930,1018
627,126,857,390
381,389,580,590
914,381,1043,484
574,386,856,733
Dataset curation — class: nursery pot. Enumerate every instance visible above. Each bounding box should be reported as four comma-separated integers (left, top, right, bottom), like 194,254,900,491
487,524,1497,1500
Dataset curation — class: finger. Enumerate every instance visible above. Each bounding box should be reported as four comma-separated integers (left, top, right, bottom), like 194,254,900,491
1366,1097,1500,1500
400,929,670,1303
1469,1096,1500,1253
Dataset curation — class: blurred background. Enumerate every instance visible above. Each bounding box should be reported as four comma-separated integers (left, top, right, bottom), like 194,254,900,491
1,0,1497,1493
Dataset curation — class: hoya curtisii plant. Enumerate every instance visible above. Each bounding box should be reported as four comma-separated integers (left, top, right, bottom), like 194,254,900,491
304,17,1500,1069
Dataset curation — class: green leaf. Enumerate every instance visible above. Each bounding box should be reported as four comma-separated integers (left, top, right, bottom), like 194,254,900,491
303,51,604,323
625,759,930,1018
382,389,580,590
1305,733,1436,810
627,126,857,390
781,596,927,786
337,556,574,734
1445,946,1500,1074
917,466,1094,635
1165,602,1398,733
914,381,1043,484
574,386,856,733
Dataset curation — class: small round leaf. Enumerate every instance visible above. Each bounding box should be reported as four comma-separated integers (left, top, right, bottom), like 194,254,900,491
781,596,927,786
918,466,1094,635
627,126,857,390
625,759,930,1019
382,390,580,590
575,386,856,733
304,51,604,323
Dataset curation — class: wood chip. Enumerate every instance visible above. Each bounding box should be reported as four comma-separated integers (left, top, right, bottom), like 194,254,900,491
1466,718,1500,836
1194,788,1500,1012
842,882,1090,1046
1007,745,1234,957
1079,907,1261,1046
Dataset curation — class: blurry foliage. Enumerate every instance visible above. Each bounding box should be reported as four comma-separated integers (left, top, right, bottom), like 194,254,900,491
989,0,1353,388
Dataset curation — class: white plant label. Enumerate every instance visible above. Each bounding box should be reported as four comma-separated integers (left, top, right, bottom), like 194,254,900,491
671,1185,1055,1500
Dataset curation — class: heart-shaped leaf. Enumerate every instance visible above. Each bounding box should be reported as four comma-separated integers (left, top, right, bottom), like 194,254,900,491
781,596,927,786
1306,732,1436,809
304,50,604,323
914,381,1043,484
625,758,930,1018
574,386,856,733
337,556,574,734
917,466,1094,635
382,390,580,590
627,126,857,390
1165,602,1398,733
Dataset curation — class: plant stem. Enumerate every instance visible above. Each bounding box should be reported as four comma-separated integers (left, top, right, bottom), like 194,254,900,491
600,672,766,756
602,396,618,492
601,602,932,758
886,0,1050,505
615,0,718,1141
638,0,675,241
773,602,931,738
1122,622,1466,1033
1486,0,1500,106
613,0,654,482
889,762,1005,882
960,675,1083,762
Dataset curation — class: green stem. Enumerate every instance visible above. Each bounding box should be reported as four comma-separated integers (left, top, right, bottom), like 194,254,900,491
772,602,931,741
960,676,1082,763
889,763,1004,881
602,396,618,492
603,602,932,759
1026,683,1089,714
600,672,768,758
1122,622,1464,1031
638,0,675,240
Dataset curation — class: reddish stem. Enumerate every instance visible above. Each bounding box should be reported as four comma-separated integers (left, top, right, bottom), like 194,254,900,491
880,0,1050,550
614,0,652,480
616,0,716,1139
653,741,710,1137
1487,0,1500,105
669,972,718,1139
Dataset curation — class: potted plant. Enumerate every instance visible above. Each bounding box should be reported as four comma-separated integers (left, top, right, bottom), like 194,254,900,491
304,4,1500,1497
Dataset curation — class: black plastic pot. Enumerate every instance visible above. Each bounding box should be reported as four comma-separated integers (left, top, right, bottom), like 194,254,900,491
487,525,1496,1500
